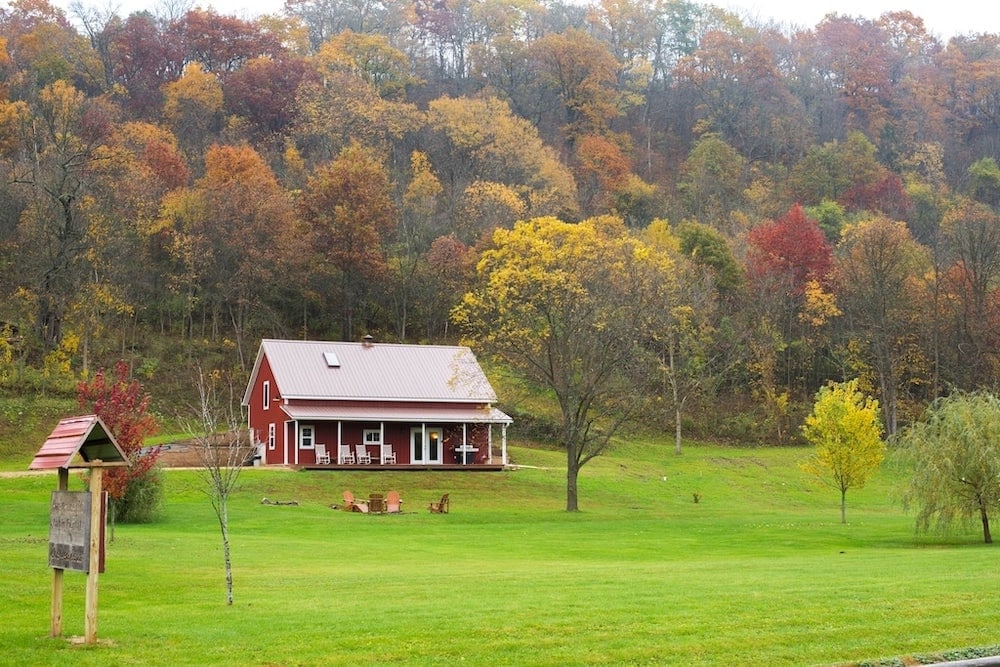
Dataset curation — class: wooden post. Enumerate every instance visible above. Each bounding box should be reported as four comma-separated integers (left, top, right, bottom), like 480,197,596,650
84,466,103,644
50,468,69,638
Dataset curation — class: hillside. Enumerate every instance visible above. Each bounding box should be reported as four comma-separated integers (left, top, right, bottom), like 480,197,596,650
1,1,999,443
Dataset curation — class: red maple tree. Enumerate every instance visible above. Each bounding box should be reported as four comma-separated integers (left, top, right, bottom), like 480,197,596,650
76,360,160,504
746,204,833,295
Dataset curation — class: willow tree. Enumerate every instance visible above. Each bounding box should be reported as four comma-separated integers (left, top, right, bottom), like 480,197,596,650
801,378,885,523
899,392,1000,544
454,215,676,511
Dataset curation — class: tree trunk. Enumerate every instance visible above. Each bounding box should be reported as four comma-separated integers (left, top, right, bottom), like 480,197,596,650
840,487,847,524
670,343,682,455
566,449,579,512
980,499,992,544
219,501,234,605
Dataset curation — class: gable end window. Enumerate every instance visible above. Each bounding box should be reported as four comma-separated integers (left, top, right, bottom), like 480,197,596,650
263,381,270,411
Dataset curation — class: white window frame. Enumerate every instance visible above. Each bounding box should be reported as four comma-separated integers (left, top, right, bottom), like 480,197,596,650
300,424,315,449
267,423,276,451
363,428,382,445
262,380,270,411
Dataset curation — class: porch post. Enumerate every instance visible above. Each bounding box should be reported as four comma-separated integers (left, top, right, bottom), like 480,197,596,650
293,421,300,466
380,422,386,463
501,423,508,466
337,422,343,463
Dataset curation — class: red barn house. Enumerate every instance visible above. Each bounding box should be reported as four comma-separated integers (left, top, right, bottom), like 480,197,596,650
242,338,512,468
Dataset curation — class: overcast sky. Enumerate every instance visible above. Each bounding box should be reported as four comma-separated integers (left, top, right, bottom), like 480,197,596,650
729,0,999,39
49,0,998,41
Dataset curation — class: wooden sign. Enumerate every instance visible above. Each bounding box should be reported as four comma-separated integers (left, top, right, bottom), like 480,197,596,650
48,491,106,574
49,491,91,572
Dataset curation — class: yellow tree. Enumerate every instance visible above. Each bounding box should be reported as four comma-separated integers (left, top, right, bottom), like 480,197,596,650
454,215,676,511
425,95,578,223
801,378,886,523
162,62,223,167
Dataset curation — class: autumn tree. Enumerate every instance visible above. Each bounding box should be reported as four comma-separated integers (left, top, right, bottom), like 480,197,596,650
105,12,182,119
899,392,1000,544
786,132,887,207
641,219,718,455
673,28,805,163
284,0,408,51
173,9,282,74
677,133,745,230
157,143,301,365
455,215,676,510
425,96,578,224
527,28,624,147
801,378,885,524
316,30,414,99
834,216,931,434
937,197,1000,389
298,142,397,340
418,234,473,340
77,360,161,524
2,79,119,350
223,54,315,138
162,62,224,167
744,203,835,406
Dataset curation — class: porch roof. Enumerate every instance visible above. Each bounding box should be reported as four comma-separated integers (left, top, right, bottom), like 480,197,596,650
280,403,512,424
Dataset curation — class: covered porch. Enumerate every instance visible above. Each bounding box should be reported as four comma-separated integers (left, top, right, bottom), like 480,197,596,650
277,403,511,468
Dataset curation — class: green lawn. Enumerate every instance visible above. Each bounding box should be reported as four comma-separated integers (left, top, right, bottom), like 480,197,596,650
1,441,997,666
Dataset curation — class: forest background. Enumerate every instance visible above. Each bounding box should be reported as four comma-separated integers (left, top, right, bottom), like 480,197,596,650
1,0,999,443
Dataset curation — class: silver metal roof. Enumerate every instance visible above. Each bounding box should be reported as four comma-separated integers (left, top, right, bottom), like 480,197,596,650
243,339,500,404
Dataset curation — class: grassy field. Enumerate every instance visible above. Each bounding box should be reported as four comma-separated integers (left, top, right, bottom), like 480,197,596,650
1,438,998,666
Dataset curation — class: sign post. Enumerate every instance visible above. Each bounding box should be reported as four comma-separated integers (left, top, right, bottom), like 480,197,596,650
30,416,127,645
85,466,103,644
51,468,68,638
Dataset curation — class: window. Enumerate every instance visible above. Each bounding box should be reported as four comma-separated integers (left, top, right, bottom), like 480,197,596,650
300,425,315,449
267,424,275,451
363,429,382,445
262,381,270,411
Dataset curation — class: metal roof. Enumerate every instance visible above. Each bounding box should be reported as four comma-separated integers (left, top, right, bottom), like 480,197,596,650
242,340,499,405
281,403,512,424
29,415,128,470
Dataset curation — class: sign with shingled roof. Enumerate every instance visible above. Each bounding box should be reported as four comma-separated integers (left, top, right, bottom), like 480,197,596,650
29,415,128,470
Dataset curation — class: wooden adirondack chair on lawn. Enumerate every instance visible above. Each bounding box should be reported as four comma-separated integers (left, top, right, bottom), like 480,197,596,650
386,490,402,513
428,493,449,514
343,490,368,513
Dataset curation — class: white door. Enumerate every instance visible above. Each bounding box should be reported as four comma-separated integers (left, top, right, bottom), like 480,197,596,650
410,427,443,464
